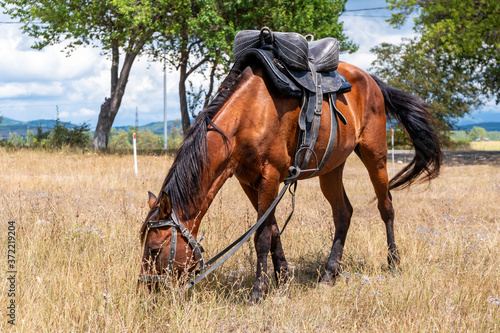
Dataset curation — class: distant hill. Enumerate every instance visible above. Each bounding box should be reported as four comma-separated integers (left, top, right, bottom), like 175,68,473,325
457,122,500,131
0,117,76,139
114,120,181,135
0,117,182,139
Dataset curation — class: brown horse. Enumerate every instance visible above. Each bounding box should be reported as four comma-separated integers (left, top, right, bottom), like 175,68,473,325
139,61,442,301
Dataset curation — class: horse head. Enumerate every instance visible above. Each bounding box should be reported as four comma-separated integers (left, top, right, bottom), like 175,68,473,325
138,191,202,288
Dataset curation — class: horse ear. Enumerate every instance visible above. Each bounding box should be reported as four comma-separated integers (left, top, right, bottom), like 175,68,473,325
159,194,172,217
148,191,157,209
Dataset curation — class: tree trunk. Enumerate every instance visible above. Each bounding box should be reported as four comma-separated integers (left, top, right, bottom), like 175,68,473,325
92,49,139,150
178,51,191,136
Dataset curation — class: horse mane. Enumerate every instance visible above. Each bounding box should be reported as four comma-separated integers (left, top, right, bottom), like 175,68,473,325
140,68,245,240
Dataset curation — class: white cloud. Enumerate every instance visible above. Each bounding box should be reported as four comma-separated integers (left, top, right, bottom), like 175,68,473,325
78,108,98,117
0,82,64,98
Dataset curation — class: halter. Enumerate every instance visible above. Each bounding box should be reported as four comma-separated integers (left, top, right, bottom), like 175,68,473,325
137,210,205,283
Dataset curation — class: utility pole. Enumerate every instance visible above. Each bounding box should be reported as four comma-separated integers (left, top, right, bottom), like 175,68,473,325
163,52,168,150
135,107,139,132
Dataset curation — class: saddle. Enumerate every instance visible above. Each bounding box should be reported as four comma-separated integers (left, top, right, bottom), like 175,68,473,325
232,28,351,178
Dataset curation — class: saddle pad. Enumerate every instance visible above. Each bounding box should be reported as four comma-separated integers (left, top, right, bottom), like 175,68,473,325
233,48,352,97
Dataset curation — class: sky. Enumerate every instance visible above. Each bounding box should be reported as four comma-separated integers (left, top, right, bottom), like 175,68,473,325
0,0,498,129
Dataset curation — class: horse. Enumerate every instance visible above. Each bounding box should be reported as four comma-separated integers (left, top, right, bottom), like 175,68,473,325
138,61,442,302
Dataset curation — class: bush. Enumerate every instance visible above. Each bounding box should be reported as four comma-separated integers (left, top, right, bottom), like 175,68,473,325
30,117,92,150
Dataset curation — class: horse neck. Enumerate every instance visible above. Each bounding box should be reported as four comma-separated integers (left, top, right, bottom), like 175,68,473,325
177,68,265,233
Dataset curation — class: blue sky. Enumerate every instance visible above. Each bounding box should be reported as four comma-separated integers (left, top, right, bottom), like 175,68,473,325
0,0,498,128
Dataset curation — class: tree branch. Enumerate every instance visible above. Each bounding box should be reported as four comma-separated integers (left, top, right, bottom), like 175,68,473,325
186,56,209,78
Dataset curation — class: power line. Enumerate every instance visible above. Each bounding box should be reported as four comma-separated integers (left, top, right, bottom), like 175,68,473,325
343,14,418,18
344,7,387,12
0,21,42,24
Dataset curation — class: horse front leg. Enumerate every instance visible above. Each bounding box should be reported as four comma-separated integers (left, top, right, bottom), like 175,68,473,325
249,172,281,303
239,182,289,287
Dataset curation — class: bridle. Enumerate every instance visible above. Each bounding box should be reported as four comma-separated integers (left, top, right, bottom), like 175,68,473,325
138,210,205,283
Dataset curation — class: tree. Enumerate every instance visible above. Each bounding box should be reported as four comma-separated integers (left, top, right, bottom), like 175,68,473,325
384,0,499,101
371,39,482,131
2,0,172,150
468,126,488,141
25,129,35,147
108,129,132,150
372,0,499,134
157,0,358,135
8,132,24,147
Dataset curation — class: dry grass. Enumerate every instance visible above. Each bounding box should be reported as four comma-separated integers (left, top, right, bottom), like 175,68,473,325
0,149,499,332
470,141,500,151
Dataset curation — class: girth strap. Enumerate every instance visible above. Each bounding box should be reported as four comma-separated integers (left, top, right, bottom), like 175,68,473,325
309,93,338,178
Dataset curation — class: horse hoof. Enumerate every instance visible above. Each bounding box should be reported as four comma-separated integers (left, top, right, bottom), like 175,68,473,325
248,289,263,304
388,249,400,268
318,272,336,286
274,269,289,286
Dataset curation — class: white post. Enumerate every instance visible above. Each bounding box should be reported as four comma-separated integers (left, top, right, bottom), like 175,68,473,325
133,132,138,177
391,127,395,177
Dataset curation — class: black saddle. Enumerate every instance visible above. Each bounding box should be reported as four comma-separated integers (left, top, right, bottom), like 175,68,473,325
233,28,351,97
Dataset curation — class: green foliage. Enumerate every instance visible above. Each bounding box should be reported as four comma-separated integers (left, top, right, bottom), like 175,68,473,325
468,126,488,141
488,131,500,141
451,131,467,141
8,132,25,147
387,127,418,149
167,119,183,150
25,130,35,147
385,0,499,102
108,126,182,153
29,118,92,149
371,38,482,131
108,129,132,150
136,130,163,149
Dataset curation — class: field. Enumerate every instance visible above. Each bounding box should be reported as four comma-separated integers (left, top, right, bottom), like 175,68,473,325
0,149,499,331
469,141,500,151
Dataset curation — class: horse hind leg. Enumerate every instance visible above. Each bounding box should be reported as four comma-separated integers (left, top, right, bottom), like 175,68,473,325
355,144,400,268
318,163,353,284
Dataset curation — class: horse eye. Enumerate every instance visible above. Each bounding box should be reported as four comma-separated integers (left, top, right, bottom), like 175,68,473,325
150,248,161,259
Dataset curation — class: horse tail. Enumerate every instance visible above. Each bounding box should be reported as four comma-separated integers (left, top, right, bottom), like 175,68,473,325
370,75,443,190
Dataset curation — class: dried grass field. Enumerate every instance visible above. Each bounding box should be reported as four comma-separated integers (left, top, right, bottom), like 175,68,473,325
0,149,499,332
